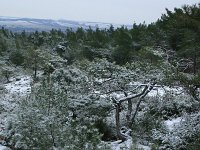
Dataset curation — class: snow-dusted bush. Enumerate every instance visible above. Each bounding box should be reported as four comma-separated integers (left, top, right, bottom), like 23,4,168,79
53,42,75,63
152,112,200,150
186,134,200,150
147,93,199,119
9,50,24,66
134,93,200,149
125,60,166,83
133,106,162,135
2,79,103,149
1,67,14,83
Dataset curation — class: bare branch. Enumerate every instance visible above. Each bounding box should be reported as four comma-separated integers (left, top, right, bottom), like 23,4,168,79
131,82,156,125
117,85,148,104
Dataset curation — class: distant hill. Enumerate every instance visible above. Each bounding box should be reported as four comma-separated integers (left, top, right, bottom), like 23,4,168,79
0,16,131,32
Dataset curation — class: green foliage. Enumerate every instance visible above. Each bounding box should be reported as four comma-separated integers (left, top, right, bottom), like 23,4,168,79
0,36,8,55
112,47,133,65
132,110,162,138
186,134,200,150
24,48,50,79
9,50,25,65
152,112,200,149
158,4,200,74
54,42,75,63
1,67,13,82
176,73,200,100
3,81,101,149
112,27,134,64
138,47,162,64
162,69,200,101
1,4,200,67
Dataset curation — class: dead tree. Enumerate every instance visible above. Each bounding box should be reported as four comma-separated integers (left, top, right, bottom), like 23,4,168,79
112,81,156,141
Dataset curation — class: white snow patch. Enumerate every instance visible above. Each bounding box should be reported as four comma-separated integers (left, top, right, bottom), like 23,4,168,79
4,76,32,96
137,144,151,150
0,76,32,138
128,81,142,86
152,49,165,57
148,86,183,97
94,90,100,94
164,117,184,131
0,145,9,150
95,78,111,83
111,93,125,99
129,82,184,97
110,138,132,150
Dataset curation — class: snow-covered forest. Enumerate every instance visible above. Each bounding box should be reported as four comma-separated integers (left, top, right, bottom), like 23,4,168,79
0,3,200,150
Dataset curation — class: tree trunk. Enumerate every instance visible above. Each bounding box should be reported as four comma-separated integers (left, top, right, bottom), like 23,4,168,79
193,54,197,75
114,81,156,140
115,103,121,139
34,59,37,79
50,124,56,147
115,103,127,141
131,97,144,125
131,83,155,126
5,71,10,83
126,99,132,128
34,67,37,79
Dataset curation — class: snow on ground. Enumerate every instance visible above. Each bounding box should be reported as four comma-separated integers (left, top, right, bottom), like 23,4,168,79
4,76,32,96
148,86,183,97
0,77,187,149
0,75,32,150
152,48,165,57
164,117,184,131
137,144,151,150
129,82,184,97
102,139,151,150
0,75,32,116
106,138,132,150
0,145,9,150
0,75,32,117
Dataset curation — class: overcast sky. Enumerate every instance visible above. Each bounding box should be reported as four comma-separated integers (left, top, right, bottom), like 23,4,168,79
0,0,199,24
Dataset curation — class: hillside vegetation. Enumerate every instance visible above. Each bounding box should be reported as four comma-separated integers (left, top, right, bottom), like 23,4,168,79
0,3,200,150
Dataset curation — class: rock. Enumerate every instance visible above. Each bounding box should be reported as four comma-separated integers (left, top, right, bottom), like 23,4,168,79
0,86,5,91
16,77,21,81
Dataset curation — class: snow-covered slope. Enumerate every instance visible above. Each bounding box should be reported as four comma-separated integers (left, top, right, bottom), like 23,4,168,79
0,75,32,150
0,16,131,32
